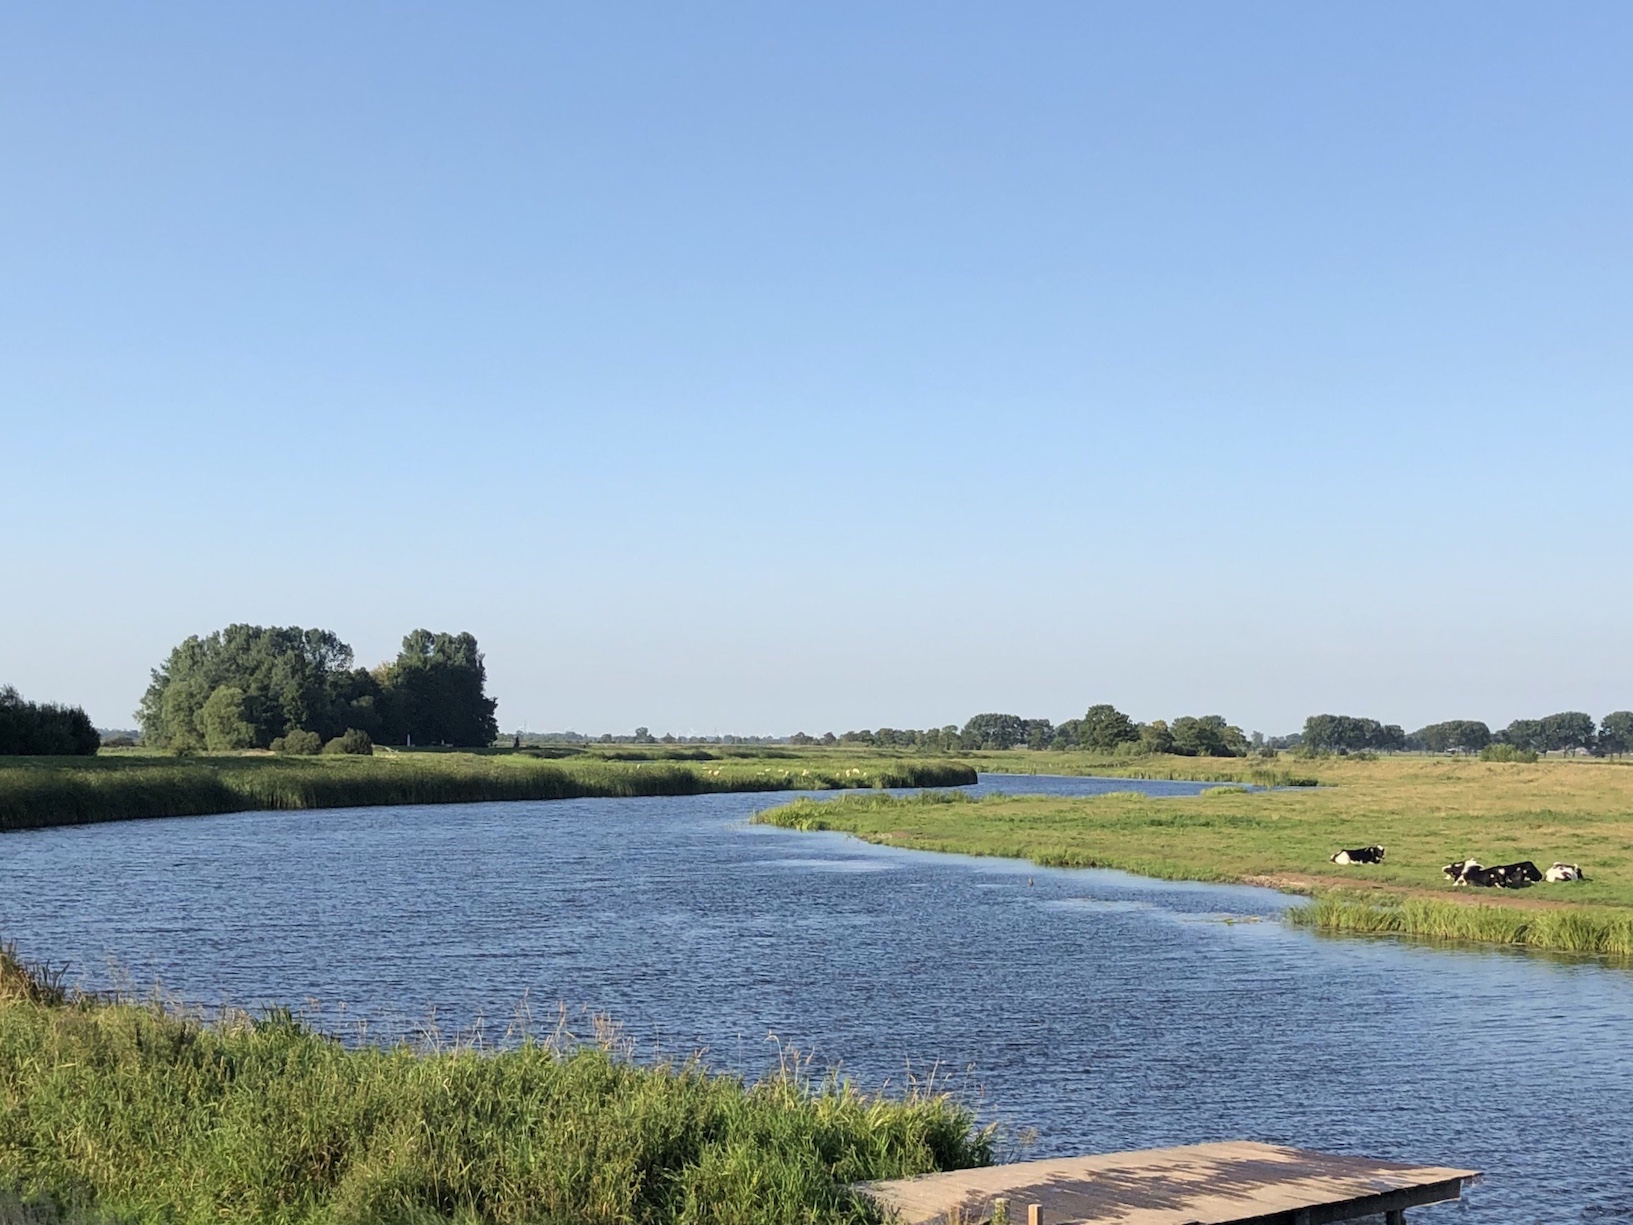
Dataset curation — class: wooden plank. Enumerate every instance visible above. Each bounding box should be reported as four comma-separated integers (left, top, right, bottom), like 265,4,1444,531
856,1141,1479,1225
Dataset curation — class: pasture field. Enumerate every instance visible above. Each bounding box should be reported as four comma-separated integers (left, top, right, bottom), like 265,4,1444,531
0,747,976,833
756,754,1633,956
0,946,988,1225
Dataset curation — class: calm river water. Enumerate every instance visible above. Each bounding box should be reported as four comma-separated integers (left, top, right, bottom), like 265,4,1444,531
1,775,1628,1222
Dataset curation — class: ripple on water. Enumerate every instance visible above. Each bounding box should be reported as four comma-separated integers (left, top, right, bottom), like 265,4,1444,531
0,778,1628,1224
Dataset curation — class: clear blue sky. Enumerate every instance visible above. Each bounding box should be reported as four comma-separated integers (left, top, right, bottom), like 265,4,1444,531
4,4,1630,737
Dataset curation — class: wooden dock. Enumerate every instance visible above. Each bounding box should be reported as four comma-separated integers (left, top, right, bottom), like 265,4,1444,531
857,1141,1479,1225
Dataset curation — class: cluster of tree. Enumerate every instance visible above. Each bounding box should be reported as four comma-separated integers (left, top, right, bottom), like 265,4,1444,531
138,625,499,751
1408,720,1492,753
1302,715,1408,754
1137,715,1251,757
1495,711,1633,756
1306,710,1633,756
817,705,1248,757
0,686,100,756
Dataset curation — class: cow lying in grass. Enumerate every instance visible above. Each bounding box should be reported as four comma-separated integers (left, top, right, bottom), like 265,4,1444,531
1442,859,1544,888
1544,862,1586,883
1330,845,1385,865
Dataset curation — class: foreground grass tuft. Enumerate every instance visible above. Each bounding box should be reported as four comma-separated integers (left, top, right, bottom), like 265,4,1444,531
0,946,990,1225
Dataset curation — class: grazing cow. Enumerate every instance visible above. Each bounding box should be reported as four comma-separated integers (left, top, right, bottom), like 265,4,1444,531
1443,859,1478,882
1331,845,1385,865
1545,862,1586,883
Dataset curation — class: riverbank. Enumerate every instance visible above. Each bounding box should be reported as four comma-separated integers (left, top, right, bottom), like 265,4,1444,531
0,943,989,1224
754,756,1633,957
0,750,977,832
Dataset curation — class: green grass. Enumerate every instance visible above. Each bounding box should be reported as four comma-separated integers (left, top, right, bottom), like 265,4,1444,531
1290,892,1633,956
754,756,1633,957
0,751,977,833
0,945,990,1225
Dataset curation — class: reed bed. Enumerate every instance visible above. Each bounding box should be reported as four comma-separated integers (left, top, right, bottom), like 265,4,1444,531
1291,893,1633,957
0,755,977,833
0,944,990,1225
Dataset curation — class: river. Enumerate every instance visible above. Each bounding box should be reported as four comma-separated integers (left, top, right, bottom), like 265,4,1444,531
1,775,1628,1222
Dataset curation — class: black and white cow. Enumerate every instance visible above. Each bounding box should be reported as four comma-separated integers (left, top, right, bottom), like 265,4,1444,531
1448,859,1541,888
1494,861,1543,887
1545,862,1586,883
1331,845,1385,865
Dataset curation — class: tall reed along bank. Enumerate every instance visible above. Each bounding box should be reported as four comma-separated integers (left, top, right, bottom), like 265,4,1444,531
756,755,1633,958
0,946,990,1225
0,751,977,833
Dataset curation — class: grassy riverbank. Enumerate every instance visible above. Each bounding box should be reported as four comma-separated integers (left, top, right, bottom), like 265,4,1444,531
755,756,1633,957
0,750,976,833
0,945,989,1225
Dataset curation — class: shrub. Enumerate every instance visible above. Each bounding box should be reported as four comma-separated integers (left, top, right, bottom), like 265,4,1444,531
0,686,101,756
323,728,374,756
272,729,322,755
1480,743,1538,763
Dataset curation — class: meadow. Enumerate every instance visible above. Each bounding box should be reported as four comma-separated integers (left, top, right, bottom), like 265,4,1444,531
0,946,989,1225
755,754,1633,956
0,748,975,833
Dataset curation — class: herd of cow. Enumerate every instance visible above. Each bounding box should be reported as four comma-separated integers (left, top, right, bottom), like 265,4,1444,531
1327,844,1587,888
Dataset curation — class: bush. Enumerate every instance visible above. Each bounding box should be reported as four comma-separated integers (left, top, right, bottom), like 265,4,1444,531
1480,743,1538,763
271,729,322,756
0,686,100,756
323,728,373,756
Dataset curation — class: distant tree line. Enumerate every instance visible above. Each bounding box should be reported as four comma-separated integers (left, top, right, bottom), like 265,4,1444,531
138,625,499,751
0,686,100,756
1301,710,1633,756
1302,715,1408,754
817,705,1251,757
810,705,1633,760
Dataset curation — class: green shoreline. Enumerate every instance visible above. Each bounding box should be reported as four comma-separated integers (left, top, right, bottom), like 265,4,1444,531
1288,892,1633,957
753,788,1633,959
0,754,977,833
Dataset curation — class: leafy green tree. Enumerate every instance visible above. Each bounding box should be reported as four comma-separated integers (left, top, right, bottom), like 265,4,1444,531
1498,718,1544,752
1170,714,1249,757
1411,720,1491,753
959,714,1028,750
379,630,499,747
1138,720,1174,754
1598,711,1633,756
1076,704,1139,751
1539,711,1596,753
197,685,256,751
